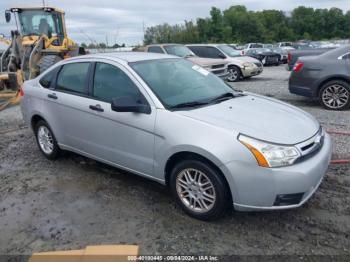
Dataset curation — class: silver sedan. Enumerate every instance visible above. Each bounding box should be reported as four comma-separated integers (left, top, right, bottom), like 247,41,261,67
20,52,332,220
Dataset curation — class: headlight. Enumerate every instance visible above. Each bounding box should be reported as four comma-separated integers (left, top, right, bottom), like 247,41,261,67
238,134,301,168
243,62,254,68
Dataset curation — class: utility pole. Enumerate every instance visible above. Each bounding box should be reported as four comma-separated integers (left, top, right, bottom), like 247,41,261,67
42,0,46,7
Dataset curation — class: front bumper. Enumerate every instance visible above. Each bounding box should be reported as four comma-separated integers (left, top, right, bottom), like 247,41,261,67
222,133,332,211
241,65,263,77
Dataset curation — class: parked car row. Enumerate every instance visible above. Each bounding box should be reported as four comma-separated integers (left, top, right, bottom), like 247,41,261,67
142,44,263,82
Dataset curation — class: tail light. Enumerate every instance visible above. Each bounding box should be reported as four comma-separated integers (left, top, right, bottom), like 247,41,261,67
19,86,24,96
287,52,292,64
293,62,304,72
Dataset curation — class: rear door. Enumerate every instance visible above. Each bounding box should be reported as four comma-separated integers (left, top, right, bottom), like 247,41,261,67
43,61,98,152
82,61,156,176
343,53,350,72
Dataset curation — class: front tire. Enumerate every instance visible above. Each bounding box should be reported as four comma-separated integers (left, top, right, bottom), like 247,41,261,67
319,80,350,110
227,66,241,82
169,159,231,221
34,120,60,160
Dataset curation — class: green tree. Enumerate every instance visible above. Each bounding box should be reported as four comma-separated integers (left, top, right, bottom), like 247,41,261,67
143,5,349,45
291,6,315,40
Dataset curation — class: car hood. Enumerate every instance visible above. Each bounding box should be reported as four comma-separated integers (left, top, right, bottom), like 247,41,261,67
177,94,320,145
187,57,226,67
233,56,261,63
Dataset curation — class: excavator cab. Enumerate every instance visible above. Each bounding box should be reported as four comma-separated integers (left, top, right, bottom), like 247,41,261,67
0,6,80,110
5,7,72,52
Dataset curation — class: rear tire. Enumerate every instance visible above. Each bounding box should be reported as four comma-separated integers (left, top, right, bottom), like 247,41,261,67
169,159,231,221
34,120,60,160
39,55,62,74
319,80,350,110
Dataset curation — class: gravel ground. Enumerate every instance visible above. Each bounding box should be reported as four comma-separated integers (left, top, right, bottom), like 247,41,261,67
0,65,349,257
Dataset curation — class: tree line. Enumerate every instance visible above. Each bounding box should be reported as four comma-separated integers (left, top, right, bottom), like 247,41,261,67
144,5,350,45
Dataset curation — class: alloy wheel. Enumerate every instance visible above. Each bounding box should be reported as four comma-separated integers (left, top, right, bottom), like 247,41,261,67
37,126,54,154
321,84,349,109
176,168,216,213
227,68,239,81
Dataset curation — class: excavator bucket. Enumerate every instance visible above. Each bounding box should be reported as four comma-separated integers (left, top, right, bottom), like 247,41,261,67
0,70,23,111
0,91,21,110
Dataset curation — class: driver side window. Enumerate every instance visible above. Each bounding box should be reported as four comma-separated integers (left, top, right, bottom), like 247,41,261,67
92,63,141,103
202,47,223,59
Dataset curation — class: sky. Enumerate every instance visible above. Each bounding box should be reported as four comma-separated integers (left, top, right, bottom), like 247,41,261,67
0,0,349,47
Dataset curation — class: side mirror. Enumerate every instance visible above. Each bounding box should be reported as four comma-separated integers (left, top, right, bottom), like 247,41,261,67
111,96,151,114
5,10,11,23
218,53,226,59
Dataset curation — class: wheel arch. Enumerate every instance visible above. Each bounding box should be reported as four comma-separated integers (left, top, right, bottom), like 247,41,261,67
228,63,243,74
317,76,350,97
31,114,47,131
164,151,233,203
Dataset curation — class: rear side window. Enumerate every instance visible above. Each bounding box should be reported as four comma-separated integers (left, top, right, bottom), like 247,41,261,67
148,46,164,53
56,62,90,94
92,62,140,102
39,67,59,88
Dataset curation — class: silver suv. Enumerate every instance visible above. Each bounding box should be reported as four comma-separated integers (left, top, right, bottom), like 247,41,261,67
144,44,229,79
21,52,332,220
187,44,263,82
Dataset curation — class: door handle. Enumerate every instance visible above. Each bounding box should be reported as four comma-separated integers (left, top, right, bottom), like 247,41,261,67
47,93,58,99
89,104,104,112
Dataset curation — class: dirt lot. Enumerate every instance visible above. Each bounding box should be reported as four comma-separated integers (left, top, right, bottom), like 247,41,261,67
0,65,349,257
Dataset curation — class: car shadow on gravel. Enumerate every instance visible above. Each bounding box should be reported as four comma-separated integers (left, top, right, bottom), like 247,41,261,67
59,151,321,224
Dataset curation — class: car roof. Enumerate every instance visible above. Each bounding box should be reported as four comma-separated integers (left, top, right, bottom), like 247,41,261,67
66,52,179,64
186,44,218,47
147,43,182,47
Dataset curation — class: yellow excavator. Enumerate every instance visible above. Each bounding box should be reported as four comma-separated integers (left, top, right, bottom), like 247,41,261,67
0,6,84,110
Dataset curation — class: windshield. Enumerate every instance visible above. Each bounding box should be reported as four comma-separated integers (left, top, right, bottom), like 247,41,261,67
17,10,64,37
218,45,241,57
164,45,195,58
130,59,236,109
250,44,263,48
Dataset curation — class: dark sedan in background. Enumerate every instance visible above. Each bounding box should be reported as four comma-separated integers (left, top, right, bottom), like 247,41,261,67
289,45,350,110
286,48,334,71
245,48,280,66
271,47,288,64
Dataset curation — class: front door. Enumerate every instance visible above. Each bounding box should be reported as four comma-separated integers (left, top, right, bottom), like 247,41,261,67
84,61,156,176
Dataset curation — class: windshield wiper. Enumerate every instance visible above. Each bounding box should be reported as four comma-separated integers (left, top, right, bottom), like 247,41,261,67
184,54,195,58
170,101,209,109
209,91,245,104
209,92,236,103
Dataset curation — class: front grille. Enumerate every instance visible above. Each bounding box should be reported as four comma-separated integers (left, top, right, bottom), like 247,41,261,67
254,62,262,67
211,64,225,69
266,56,278,62
295,128,324,163
273,193,304,206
